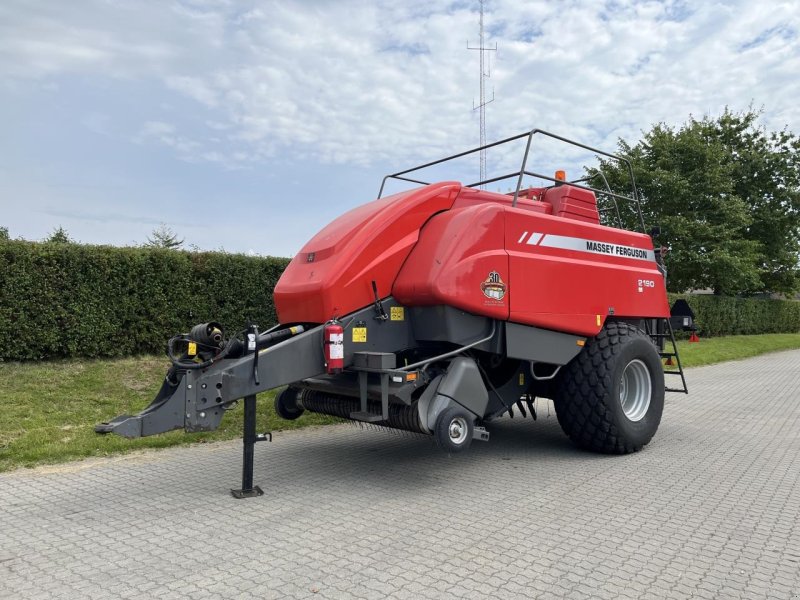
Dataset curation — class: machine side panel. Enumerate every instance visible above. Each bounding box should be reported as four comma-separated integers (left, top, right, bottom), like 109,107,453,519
393,203,510,320
409,306,495,346
505,208,669,337
274,182,460,324
505,322,584,365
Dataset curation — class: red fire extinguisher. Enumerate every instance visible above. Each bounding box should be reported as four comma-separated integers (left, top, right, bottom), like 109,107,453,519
323,320,344,374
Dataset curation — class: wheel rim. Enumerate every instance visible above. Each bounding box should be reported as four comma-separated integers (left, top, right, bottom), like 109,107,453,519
619,359,652,422
448,417,469,445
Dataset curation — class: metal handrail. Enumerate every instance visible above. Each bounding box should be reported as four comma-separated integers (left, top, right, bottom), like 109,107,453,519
377,127,646,233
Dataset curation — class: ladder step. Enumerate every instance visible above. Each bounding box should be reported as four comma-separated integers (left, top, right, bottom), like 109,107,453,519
654,316,688,393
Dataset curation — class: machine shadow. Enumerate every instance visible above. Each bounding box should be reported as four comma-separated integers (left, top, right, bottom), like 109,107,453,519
250,415,611,495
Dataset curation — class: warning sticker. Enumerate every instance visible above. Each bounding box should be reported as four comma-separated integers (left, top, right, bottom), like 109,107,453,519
329,333,344,359
187,342,197,356
352,327,367,343
390,306,405,321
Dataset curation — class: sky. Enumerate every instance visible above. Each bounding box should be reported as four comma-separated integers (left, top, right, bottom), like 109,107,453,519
1,0,798,257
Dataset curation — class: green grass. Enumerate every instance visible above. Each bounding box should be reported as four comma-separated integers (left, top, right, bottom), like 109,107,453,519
0,356,337,473
672,333,800,368
2,332,800,472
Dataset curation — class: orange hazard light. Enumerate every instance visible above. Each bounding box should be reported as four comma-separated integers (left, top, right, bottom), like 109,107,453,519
555,170,566,181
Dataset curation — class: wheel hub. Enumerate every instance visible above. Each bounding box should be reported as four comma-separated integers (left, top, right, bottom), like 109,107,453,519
448,417,468,445
619,359,652,422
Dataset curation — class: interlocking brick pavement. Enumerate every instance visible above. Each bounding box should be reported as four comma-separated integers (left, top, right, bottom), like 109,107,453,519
1,350,799,599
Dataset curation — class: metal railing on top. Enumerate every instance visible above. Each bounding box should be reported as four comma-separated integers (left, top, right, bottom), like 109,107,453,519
377,128,645,233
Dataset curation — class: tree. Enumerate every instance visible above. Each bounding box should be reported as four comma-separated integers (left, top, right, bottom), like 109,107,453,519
711,111,800,294
46,226,73,244
146,223,184,249
0,226,8,240
592,109,800,296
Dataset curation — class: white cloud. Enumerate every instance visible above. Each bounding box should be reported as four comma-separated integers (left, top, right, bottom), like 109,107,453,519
165,75,220,107
140,120,175,137
1,0,799,178
135,120,200,156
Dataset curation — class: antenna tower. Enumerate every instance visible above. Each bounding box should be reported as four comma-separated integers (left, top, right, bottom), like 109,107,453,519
468,0,496,187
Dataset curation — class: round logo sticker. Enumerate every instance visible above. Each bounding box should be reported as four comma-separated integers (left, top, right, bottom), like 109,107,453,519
481,271,507,300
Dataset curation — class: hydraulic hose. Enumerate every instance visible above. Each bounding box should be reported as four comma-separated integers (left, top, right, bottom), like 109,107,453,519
166,325,306,369
166,332,240,370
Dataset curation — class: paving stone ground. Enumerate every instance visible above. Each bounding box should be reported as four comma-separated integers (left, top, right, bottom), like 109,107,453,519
1,350,800,600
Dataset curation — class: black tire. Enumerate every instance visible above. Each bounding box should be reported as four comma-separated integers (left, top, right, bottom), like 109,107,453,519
275,387,304,420
554,321,664,454
434,406,475,453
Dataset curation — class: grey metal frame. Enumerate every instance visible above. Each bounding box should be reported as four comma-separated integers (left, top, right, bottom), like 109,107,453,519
98,299,589,439
96,298,602,495
377,128,646,233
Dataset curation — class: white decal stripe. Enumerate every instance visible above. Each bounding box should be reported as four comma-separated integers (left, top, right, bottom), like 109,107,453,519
526,232,544,246
525,233,656,262
517,231,528,244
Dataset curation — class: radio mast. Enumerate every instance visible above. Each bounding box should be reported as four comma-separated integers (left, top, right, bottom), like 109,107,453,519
468,0,496,187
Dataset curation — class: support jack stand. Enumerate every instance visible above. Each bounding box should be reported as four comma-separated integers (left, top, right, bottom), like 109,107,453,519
231,488,263,499
231,394,271,499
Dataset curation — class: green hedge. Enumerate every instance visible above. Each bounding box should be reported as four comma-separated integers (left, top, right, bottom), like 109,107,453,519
0,241,290,361
3,239,799,360
668,293,800,337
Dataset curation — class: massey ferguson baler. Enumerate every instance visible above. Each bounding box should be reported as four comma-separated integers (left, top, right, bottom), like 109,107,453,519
97,129,688,497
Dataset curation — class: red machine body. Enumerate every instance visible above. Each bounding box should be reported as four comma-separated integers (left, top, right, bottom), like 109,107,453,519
273,182,459,323
98,129,686,482
274,182,668,337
